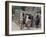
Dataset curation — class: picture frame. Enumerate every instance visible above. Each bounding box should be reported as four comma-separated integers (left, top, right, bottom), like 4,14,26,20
5,1,45,36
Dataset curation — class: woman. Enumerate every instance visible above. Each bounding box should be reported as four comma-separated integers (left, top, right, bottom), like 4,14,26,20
35,15,40,28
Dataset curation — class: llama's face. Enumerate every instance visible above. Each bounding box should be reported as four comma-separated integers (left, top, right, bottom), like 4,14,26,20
25,15,32,23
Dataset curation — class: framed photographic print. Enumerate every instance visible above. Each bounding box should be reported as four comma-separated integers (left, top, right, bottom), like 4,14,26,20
5,1,45,36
